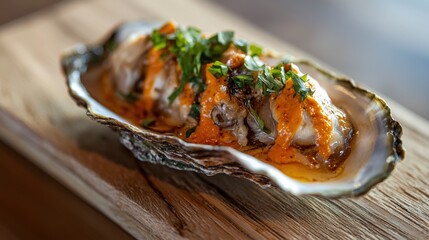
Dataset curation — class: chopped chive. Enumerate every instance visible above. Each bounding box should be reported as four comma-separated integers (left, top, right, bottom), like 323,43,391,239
246,100,271,134
208,61,228,78
186,126,197,138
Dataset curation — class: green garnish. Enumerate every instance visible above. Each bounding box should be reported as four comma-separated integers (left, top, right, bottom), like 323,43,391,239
233,39,248,53
231,75,254,89
255,65,284,95
208,61,228,78
141,118,156,127
162,29,234,104
270,64,286,84
151,30,167,50
244,56,265,71
205,31,234,58
242,54,313,99
189,103,201,120
167,27,207,105
149,25,313,107
233,39,263,56
286,70,314,101
249,44,263,57
245,100,271,134
168,80,187,105
186,126,197,138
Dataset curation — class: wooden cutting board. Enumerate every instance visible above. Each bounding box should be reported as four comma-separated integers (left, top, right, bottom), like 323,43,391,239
0,0,428,238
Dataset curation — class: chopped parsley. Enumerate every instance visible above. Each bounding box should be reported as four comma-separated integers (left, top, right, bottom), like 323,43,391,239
149,25,314,109
249,44,263,57
165,27,207,105
233,39,248,53
270,64,286,84
186,126,197,138
231,74,254,89
286,70,314,102
208,61,228,78
151,30,167,50
189,103,201,120
205,31,234,58
233,39,263,56
244,56,265,71
242,54,313,100
256,65,284,95
245,100,271,134
151,28,236,105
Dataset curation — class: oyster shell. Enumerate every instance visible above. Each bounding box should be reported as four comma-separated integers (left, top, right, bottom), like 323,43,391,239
61,22,404,197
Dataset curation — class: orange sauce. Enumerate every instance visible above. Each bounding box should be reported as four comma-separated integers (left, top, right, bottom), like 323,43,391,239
304,97,333,159
244,146,342,181
137,48,164,115
136,22,177,116
273,162,343,182
187,64,239,146
267,80,303,163
87,21,351,181
90,70,348,182
179,81,194,108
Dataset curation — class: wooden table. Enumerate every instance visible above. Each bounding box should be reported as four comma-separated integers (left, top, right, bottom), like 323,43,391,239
0,0,428,238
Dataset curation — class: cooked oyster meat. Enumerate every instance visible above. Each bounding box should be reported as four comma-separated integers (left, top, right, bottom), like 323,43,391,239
110,21,353,170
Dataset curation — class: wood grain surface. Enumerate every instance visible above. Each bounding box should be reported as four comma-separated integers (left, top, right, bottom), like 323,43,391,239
0,141,133,240
0,0,428,239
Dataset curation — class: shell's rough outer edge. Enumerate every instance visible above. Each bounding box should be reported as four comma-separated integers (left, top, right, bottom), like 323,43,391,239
61,21,404,198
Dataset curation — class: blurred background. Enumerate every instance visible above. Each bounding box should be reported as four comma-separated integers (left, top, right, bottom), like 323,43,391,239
210,0,429,119
3,0,427,118
0,0,427,238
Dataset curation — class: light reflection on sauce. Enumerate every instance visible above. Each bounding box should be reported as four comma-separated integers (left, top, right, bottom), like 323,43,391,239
244,146,342,181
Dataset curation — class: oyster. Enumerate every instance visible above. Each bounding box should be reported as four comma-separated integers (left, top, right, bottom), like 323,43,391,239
61,21,404,197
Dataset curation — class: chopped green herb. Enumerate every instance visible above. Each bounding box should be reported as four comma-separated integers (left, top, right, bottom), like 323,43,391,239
167,28,235,104
246,100,271,134
217,31,234,45
186,126,197,138
208,61,228,78
205,31,234,58
286,70,314,101
249,44,263,57
231,75,254,89
168,79,187,104
150,25,313,107
255,66,284,95
270,64,286,84
151,30,167,50
167,27,207,104
233,39,263,56
141,118,156,128
233,39,248,53
244,56,265,71
189,103,201,120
